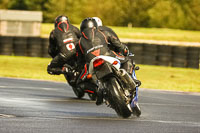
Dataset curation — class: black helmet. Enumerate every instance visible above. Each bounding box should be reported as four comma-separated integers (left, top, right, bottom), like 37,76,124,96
54,15,70,32
80,17,97,32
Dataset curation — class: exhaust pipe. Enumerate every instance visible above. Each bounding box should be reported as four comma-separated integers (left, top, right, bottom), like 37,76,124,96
119,69,136,92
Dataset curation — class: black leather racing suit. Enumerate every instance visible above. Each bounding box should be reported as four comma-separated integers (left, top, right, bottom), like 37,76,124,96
77,26,133,74
47,23,81,75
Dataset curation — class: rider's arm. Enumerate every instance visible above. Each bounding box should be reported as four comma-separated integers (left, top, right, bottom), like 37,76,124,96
100,26,129,56
48,30,59,58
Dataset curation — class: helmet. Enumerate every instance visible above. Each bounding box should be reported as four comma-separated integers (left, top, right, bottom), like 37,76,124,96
54,15,70,32
80,17,97,32
55,15,69,27
93,17,103,26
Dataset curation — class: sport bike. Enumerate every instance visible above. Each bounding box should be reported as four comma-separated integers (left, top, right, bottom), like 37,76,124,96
63,64,97,101
87,55,141,118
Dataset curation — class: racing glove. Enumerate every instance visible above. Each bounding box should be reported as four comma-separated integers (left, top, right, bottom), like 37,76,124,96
62,67,72,74
123,45,130,56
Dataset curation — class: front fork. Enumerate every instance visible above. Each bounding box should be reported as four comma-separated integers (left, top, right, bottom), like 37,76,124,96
130,67,139,108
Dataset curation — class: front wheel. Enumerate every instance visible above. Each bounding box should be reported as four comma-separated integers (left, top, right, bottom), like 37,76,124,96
132,102,141,117
105,77,132,118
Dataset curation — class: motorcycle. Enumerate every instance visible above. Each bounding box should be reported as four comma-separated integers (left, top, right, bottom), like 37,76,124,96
87,54,141,118
63,64,97,100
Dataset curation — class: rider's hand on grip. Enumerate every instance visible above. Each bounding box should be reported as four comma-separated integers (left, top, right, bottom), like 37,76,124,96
62,67,77,77
62,67,71,74
123,46,129,56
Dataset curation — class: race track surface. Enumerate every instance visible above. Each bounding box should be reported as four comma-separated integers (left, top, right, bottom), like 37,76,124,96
0,77,199,133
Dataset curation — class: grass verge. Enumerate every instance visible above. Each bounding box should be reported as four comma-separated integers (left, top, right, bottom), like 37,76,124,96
41,23,200,42
0,55,199,93
0,55,65,82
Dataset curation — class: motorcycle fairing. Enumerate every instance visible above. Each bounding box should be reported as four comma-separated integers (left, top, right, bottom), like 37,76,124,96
89,55,121,74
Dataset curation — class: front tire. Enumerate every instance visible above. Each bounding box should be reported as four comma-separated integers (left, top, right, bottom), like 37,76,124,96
132,103,141,117
105,77,132,118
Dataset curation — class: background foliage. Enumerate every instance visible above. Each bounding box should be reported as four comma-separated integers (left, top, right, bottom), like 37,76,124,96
0,0,200,30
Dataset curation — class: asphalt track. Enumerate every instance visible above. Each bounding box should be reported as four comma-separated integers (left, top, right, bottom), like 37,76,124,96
0,77,199,133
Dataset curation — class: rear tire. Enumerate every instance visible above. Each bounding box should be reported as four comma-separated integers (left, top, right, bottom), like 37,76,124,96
72,87,85,99
88,93,96,101
64,74,85,99
105,77,132,118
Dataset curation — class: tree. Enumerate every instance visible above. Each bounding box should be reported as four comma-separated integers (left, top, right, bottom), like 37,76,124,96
114,0,157,27
44,0,85,23
0,0,9,9
1,0,199,30
148,0,200,30
148,1,186,29
80,0,121,26
175,0,200,30
8,0,28,10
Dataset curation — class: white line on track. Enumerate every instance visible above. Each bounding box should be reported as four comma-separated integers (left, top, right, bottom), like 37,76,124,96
0,97,93,104
141,103,200,107
0,114,16,118
0,96,197,107
0,85,60,91
0,77,66,84
138,119,200,127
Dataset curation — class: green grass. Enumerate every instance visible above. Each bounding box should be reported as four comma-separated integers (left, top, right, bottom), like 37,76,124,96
136,65,200,92
41,23,200,42
0,55,199,92
109,26,200,42
0,55,65,82
41,23,54,37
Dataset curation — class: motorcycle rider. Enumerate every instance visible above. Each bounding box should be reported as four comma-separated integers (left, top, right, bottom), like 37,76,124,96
47,15,81,89
78,17,130,67
92,17,141,115
77,18,141,112
92,17,141,86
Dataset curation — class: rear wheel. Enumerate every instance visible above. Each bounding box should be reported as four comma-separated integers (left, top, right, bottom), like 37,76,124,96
105,77,132,118
64,74,85,99
88,93,96,101
72,87,85,99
